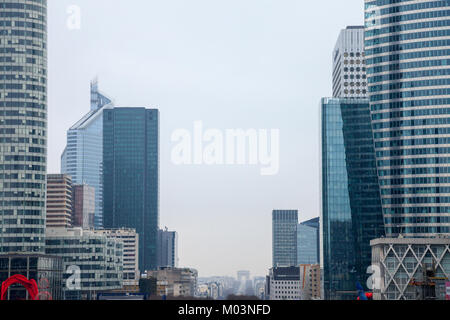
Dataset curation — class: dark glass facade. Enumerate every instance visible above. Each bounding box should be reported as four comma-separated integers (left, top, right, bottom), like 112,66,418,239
0,0,47,253
272,210,298,267
321,98,385,300
0,254,63,300
365,0,450,237
103,108,159,272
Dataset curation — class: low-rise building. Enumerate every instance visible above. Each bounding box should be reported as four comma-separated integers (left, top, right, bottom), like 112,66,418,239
299,264,321,300
45,228,124,300
94,228,139,287
146,267,198,298
267,266,301,300
371,237,450,300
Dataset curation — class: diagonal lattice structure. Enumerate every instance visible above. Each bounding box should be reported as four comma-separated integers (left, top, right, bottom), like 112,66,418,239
371,237,450,300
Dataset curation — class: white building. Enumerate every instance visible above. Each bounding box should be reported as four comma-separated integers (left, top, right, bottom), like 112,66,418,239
45,228,123,300
332,26,367,99
94,228,139,286
371,237,450,300
268,266,301,300
299,264,321,300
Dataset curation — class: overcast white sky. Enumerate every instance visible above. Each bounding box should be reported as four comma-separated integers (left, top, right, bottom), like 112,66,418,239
47,0,364,277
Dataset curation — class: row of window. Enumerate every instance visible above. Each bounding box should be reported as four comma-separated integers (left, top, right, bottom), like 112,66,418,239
366,39,450,57
373,106,450,121
377,155,450,167
365,18,450,38
368,58,450,75
379,165,450,176
380,176,450,187
372,98,450,114
367,29,450,48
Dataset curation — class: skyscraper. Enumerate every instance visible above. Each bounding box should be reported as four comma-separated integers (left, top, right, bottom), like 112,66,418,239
0,0,48,254
103,107,159,272
320,98,385,299
365,0,450,237
61,80,113,228
332,26,368,99
272,210,298,267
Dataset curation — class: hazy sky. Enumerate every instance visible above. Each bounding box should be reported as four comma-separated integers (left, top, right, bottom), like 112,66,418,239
47,0,364,277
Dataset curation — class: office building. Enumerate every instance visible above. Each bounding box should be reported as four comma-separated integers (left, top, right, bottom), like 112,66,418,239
371,237,450,300
299,264,321,300
157,228,178,268
46,174,72,228
0,0,48,254
61,80,113,228
146,267,198,298
103,108,159,272
45,228,123,300
297,218,319,265
272,210,298,267
332,26,367,98
72,184,95,229
94,228,139,287
365,0,450,237
320,98,385,299
267,266,301,300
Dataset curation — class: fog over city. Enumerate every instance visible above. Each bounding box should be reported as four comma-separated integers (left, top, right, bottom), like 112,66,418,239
47,0,364,277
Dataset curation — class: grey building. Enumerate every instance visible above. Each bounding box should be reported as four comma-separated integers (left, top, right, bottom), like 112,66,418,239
45,228,124,300
297,219,319,265
158,228,178,268
272,210,298,267
332,26,367,99
103,107,160,272
365,0,450,237
61,80,113,228
0,0,48,254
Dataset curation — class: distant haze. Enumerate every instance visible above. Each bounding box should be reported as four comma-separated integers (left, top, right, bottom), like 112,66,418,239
47,0,364,277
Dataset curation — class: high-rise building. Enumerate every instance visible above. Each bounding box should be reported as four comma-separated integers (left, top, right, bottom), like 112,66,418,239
320,98,385,299
61,80,113,228
332,26,367,99
72,184,95,229
365,0,450,237
0,0,48,254
272,210,298,267
46,174,72,228
103,107,159,272
297,220,319,265
157,228,179,268
299,217,320,264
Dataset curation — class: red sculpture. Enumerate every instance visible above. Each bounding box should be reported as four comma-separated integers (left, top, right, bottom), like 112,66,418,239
1,275,39,300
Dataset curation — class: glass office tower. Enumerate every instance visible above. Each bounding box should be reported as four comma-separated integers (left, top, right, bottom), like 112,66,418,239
103,108,159,272
297,218,319,265
61,80,113,228
0,0,47,253
321,98,385,299
365,0,450,237
272,210,298,267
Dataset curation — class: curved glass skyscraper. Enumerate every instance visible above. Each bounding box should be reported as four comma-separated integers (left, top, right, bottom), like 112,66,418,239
0,0,47,253
365,0,450,237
